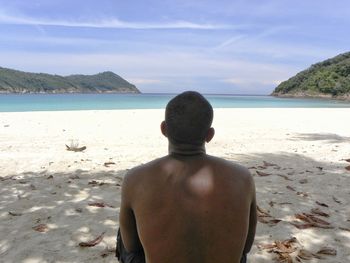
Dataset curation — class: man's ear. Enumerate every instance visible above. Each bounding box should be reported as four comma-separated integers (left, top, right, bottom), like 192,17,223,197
160,121,168,137
205,127,215,143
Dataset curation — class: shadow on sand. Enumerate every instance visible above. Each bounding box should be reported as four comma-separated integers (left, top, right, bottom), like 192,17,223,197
0,169,126,262
290,133,350,143
0,152,349,262
230,152,350,262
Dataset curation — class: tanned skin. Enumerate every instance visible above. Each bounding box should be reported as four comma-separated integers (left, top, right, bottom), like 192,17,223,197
120,121,257,263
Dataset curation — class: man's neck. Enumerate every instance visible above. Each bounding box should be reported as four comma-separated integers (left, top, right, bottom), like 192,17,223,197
168,141,206,156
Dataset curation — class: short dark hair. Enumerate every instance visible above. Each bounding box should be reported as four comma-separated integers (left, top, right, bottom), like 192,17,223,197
165,91,213,145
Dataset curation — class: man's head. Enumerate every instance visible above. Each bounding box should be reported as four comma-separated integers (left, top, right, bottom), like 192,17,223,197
161,91,214,145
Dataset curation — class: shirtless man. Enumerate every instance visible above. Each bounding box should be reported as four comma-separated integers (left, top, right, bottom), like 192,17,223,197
118,91,257,263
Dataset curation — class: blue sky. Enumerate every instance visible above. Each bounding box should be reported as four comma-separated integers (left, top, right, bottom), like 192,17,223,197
0,0,349,94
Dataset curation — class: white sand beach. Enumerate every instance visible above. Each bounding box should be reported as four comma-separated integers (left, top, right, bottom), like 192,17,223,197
0,108,350,263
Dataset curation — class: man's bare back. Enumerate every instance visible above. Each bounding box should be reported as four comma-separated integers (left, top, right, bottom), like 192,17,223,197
120,154,256,263
119,91,256,263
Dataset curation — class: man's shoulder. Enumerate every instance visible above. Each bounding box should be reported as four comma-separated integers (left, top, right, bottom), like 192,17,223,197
207,155,252,181
207,155,249,171
123,156,167,185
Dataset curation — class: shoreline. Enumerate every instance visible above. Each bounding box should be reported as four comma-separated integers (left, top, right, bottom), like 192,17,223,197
1,107,350,115
0,91,141,95
2,93,350,113
272,93,350,101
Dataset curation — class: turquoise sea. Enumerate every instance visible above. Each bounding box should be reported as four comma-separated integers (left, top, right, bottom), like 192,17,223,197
0,93,350,112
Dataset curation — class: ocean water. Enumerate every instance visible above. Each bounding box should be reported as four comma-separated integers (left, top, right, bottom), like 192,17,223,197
0,93,349,112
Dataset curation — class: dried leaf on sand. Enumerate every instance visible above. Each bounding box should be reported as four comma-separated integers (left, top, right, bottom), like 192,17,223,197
297,249,319,260
258,237,297,251
257,243,276,250
257,206,282,226
258,237,297,262
88,180,105,186
256,171,271,176
33,224,49,233
296,247,336,261
296,213,331,225
259,237,336,262
275,253,293,263
291,213,333,229
286,185,296,191
311,208,329,217
332,196,342,204
316,247,337,256
276,174,293,181
8,211,23,216
258,217,282,226
275,241,297,254
79,232,105,247
316,201,329,207
257,206,270,217
88,202,115,208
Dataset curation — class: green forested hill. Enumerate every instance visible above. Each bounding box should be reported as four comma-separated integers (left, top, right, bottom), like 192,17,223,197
272,52,350,99
0,67,140,94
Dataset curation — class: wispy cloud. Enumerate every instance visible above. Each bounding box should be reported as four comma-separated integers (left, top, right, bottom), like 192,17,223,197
1,35,114,46
215,35,245,49
0,11,231,30
214,26,292,50
221,78,282,86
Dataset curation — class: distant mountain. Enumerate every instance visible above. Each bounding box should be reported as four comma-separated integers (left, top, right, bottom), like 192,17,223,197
272,52,350,100
0,67,140,94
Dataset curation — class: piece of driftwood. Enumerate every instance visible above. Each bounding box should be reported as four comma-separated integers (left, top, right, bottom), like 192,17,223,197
65,144,87,152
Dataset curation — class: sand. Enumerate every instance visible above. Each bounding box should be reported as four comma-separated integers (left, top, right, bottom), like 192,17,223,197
0,108,349,263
